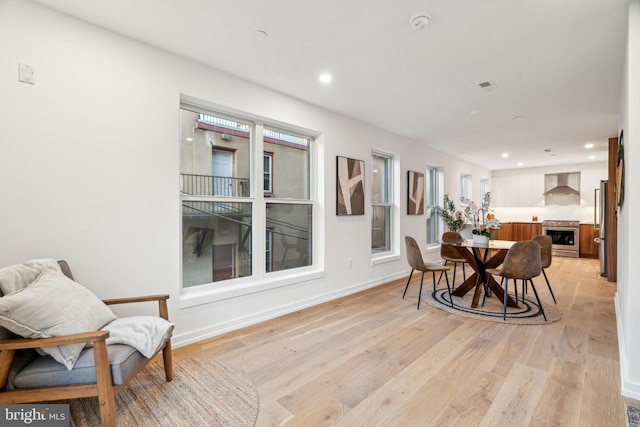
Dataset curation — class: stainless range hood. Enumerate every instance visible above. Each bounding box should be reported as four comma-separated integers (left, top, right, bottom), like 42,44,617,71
543,172,580,196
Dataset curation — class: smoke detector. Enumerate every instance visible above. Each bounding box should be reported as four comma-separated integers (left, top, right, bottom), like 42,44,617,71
409,14,430,30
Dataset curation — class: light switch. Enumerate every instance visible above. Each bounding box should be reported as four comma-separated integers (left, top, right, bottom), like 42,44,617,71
19,63,35,85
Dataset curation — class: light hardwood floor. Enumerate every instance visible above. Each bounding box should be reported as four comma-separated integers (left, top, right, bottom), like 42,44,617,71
174,256,638,426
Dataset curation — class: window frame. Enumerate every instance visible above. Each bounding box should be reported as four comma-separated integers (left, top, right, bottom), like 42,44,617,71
178,95,323,309
425,166,443,247
370,150,396,258
480,179,490,198
263,151,274,195
461,173,472,200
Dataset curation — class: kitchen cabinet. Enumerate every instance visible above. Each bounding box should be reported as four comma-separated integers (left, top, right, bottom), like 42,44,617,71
492,176,518,206
492,174,544,207
519,174,545,207
579,224,599,258
580,169,607,207
490,222,541,241
490,223,512,240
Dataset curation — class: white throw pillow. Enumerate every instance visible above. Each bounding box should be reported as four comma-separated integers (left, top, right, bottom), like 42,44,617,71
0,268,116,369
0,258,61,295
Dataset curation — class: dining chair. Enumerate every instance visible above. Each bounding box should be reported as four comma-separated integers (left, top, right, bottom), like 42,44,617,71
486,240,545,321
531,235,557,304
438,231,468,289
403,236,453,309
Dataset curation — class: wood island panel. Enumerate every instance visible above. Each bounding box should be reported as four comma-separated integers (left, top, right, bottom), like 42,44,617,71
490,222,541,241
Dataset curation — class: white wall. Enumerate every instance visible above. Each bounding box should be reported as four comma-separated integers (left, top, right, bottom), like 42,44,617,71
617,0,640,400
0,0,491,346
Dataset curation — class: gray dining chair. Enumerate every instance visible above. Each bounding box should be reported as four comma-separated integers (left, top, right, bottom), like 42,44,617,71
438,231,468,289
532,235,557,304
403,236,453,309
486,240,545,321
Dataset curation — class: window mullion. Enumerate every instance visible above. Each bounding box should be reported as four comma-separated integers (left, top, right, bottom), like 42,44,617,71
254,122,265,279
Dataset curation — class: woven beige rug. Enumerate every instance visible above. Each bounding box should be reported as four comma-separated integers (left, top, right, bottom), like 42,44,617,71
69,358,259,427
425,287,561,324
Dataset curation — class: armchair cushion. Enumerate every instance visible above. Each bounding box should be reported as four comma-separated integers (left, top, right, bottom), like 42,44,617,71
0,268,116,369
8,344,149,390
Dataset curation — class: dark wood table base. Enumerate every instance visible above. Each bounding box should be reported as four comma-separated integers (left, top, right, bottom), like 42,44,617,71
450,246,519,308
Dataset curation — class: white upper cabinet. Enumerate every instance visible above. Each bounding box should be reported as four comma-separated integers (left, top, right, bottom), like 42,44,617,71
492,174,544,207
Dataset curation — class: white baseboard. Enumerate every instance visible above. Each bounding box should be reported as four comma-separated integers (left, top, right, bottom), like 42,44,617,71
616,292,640,400
172,270,408,348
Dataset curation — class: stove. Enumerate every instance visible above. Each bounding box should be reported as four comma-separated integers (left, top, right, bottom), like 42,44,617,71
541,220,580,258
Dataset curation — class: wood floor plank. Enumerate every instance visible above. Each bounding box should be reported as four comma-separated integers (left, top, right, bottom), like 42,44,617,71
380,377,459,426
531,358,584,426
478,362,546,427
171,257,630,427
428,370,506,426
477,323,538,377
283,395,348,427
579,354,626,426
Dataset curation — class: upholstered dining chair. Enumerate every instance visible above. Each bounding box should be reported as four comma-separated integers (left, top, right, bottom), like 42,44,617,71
403,236,453,309
485,240,545,321
438,231,468,289
531,234,557,304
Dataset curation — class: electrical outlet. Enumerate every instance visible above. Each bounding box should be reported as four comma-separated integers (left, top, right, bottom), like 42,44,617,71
347,259,353,269
19,63,35,85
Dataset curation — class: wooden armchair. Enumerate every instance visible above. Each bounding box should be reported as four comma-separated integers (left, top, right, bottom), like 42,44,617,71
0,260,173,427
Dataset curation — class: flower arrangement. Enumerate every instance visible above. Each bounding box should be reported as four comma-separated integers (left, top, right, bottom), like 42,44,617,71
460,192,501,237
439,194,466,232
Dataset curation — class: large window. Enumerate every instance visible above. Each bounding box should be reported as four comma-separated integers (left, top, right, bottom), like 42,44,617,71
425,166,441,245
371,152,392,253
180,103,314,289
264,127,312,272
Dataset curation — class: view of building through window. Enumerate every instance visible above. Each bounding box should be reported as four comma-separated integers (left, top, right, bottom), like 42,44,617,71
425,166,441,245
180,105,313,288
371,152,392,253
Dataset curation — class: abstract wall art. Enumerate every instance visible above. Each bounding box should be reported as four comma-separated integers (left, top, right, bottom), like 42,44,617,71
336,156,365,215
407,171,425,215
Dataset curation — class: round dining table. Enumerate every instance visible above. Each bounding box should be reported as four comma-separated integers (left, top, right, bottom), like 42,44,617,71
440,238,519,308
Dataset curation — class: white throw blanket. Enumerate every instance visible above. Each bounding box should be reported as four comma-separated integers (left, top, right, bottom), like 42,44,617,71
100,316,174,358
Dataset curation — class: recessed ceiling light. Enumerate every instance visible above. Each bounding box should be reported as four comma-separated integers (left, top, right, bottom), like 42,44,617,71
186,137,193,142
409,14,430,30
589,155,596,160
585,143,594,149
319,73,332,84
517,162,524,166
253,30,268,39
501,153,509,158
513,115,524,120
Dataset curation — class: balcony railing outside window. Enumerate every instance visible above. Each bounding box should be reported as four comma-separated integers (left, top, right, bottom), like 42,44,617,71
181,173,250,197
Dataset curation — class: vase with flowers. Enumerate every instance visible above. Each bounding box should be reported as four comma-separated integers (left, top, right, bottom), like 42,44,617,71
460,192,501,244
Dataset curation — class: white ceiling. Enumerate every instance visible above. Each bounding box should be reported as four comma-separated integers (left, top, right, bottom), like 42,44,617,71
31,0,629,170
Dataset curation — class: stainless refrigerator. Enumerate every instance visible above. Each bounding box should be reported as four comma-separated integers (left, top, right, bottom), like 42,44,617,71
595,180,607,277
